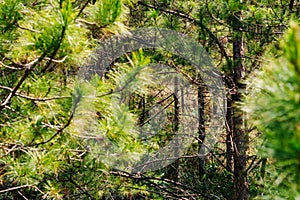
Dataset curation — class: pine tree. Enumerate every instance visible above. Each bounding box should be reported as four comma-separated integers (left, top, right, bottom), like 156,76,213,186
0,0,154,199
244,22,300,199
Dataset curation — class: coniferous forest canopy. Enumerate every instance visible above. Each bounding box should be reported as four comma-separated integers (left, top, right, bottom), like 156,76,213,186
0,0,300,199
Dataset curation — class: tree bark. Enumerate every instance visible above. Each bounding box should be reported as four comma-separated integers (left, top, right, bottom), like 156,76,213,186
174,77,180,182
169,76,180,182
226,96,234,172
198,84,206,178
231,10,249,200
289,0,295,11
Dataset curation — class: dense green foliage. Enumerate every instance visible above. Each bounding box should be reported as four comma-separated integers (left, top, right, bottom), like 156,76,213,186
0,0,299,199
244,23,300,199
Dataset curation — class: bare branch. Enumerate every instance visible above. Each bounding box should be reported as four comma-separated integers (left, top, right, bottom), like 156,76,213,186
0,185,33,194
44,56,68,63
0,61,24,70
0,52,25,69
17,191,29,200
0,85,71,102
76,0,93,19
17,23,40,33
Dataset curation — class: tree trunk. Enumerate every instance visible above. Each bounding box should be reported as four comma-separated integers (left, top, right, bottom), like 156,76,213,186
164,76,180,183
231,10,249,200
171,77,180,182
198,84,206,178
226,96,234,171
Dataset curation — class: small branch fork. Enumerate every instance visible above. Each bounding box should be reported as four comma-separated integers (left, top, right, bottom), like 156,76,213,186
0,32,67,111
26,108,74,147
25,91,81,147
0,56,45,111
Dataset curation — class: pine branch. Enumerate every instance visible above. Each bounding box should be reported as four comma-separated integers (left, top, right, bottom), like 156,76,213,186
0,55,46,111
41,24,67,72
25,91,81,147
0,85,71,101
26,109,74,147
44,56,68,63
0,52,27,69
68,178,95,200
0,61,24,70
137,1,230,64
16,23,40,33
76,0,93,19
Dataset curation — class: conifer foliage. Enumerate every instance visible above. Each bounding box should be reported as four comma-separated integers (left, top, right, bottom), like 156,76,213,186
0,0,300,199
244,23,300,199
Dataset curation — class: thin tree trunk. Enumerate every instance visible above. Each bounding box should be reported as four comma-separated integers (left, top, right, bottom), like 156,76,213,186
172,77,180,182
231,10,249,200
289,0,295,11
164,77,180,183
226,96,234,172
198,85,206,178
